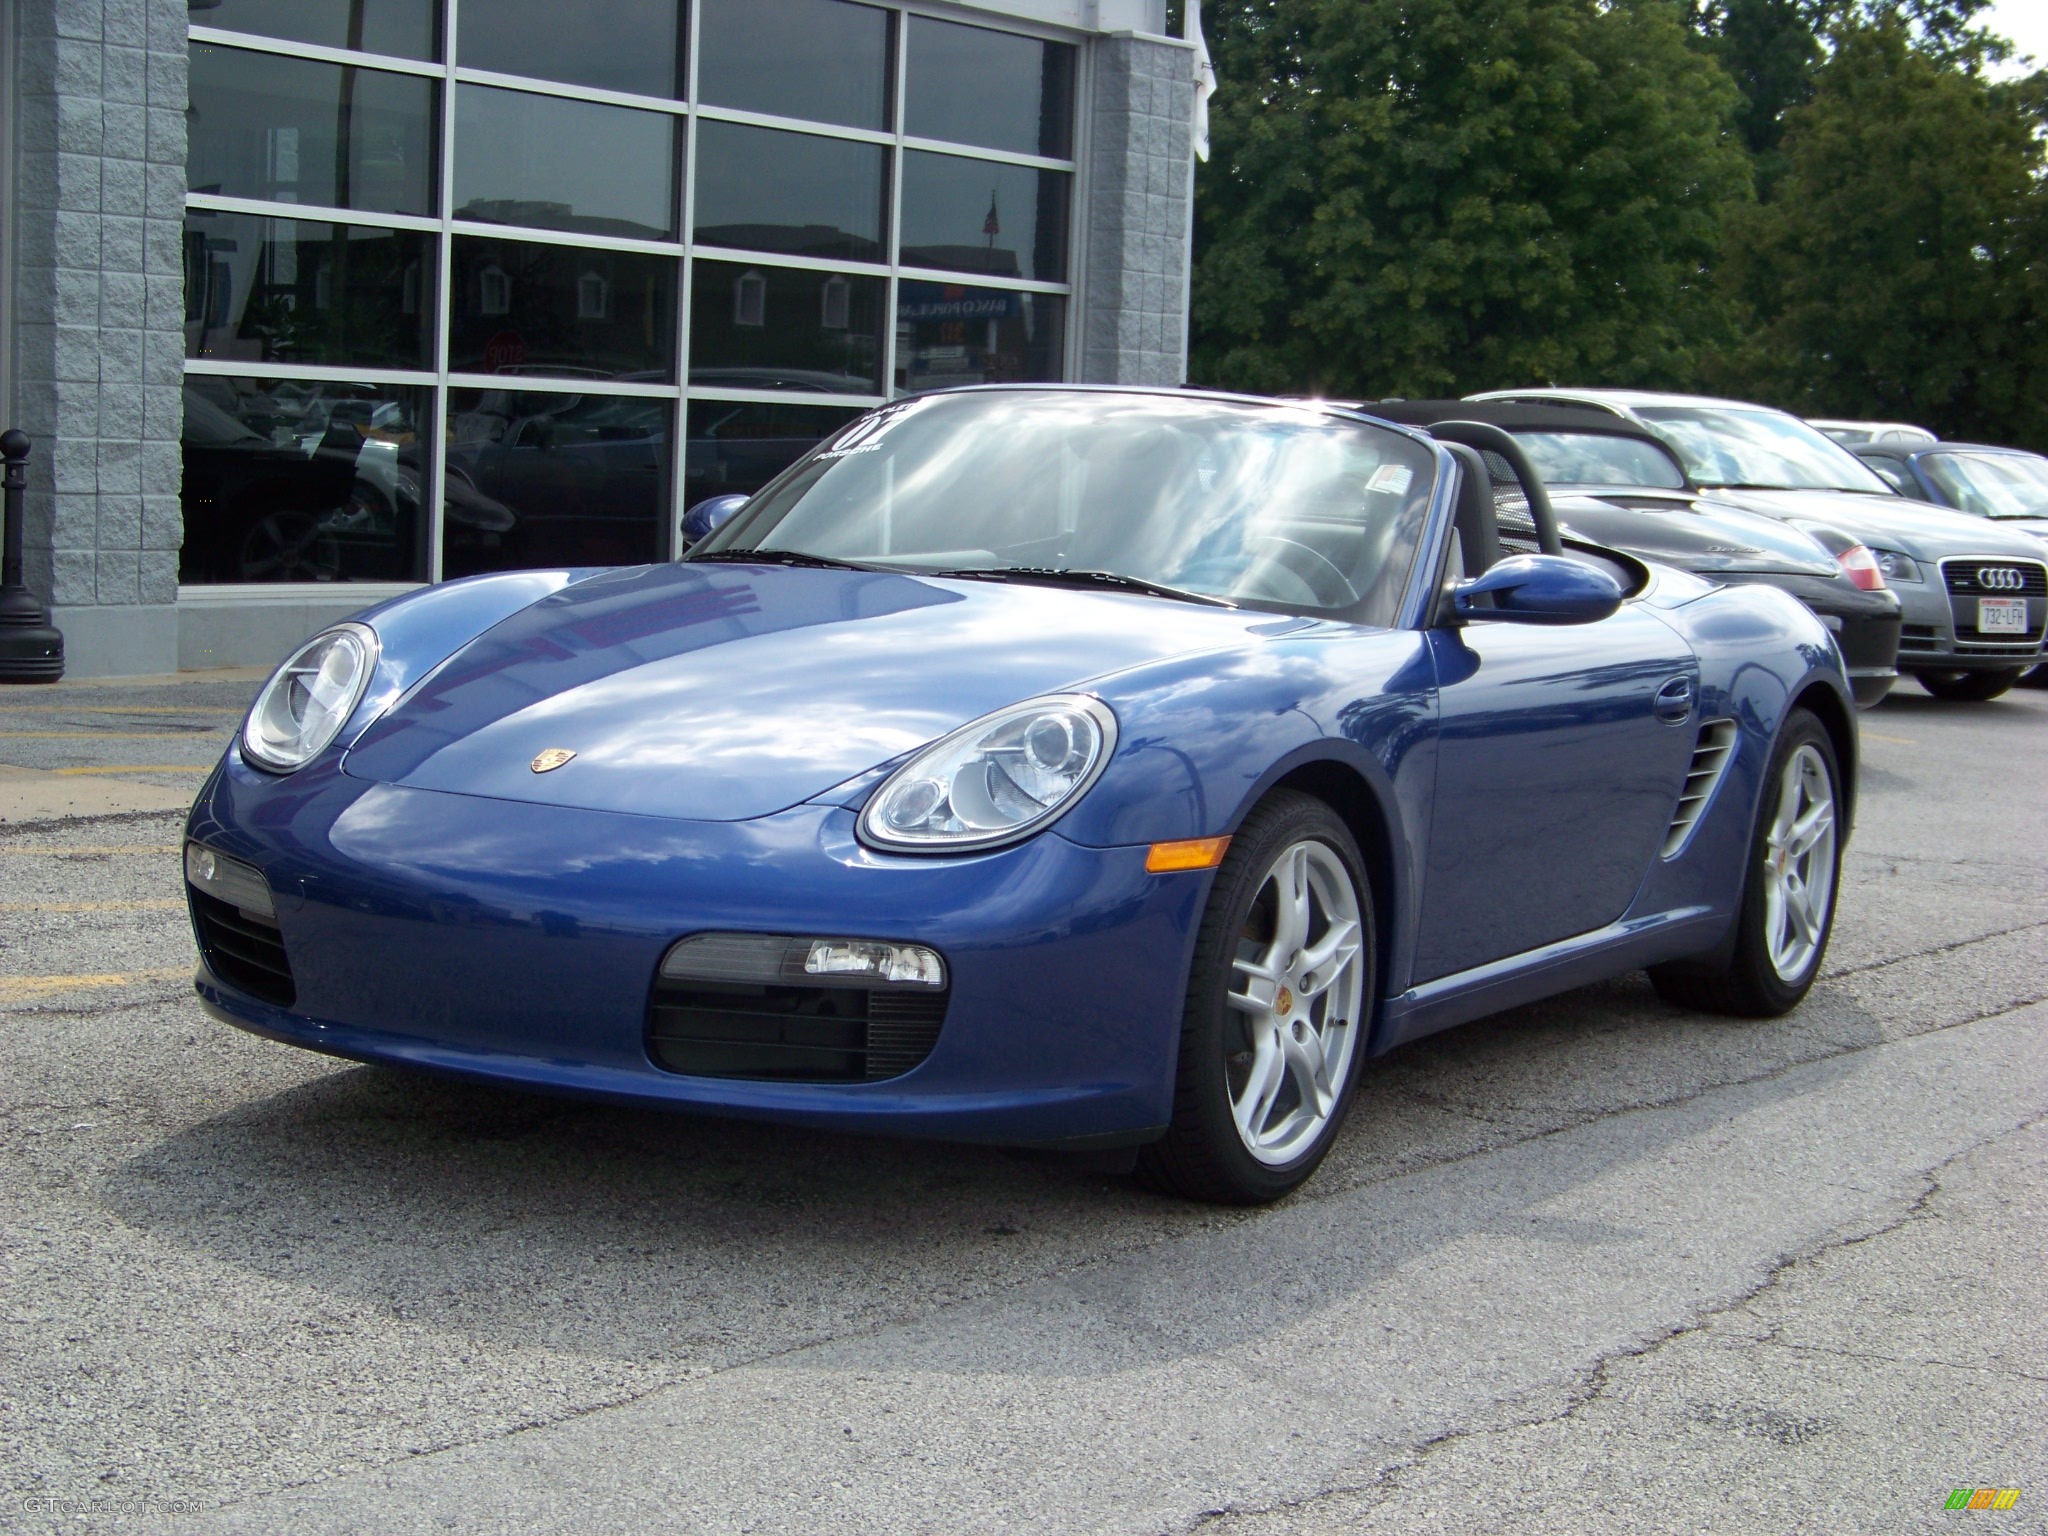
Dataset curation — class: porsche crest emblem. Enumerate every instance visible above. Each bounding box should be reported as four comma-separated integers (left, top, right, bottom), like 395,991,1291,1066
530,748,577,774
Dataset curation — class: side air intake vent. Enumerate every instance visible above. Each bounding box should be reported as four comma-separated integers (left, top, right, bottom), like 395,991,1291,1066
1662,719,1738,859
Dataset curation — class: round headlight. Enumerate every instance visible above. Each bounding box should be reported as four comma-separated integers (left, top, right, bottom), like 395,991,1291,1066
858,694,1118,853
242,623,379,774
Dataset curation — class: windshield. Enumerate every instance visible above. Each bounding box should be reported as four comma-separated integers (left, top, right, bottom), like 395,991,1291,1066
1921,451,2048,518
695,391,1440,623
1634,406,1893,494
1510,430,1687,489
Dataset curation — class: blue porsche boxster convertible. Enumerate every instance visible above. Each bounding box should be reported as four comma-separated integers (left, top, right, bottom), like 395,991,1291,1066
186,387,1855,1203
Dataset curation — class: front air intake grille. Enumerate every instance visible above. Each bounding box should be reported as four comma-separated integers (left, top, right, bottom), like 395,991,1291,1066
1941,557,2046,650
189,888,296,1007
1942,559,2047,596
1663,719,1738,859
1897,624,1938,653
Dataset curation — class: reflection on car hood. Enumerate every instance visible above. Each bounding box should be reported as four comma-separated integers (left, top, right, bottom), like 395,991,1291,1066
1549,490,1837,576
344,561,1289,821
1700,487,2048,558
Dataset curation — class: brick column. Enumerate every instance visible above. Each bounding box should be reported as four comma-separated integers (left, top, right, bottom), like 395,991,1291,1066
1077,31,1196,387
9,0,186,674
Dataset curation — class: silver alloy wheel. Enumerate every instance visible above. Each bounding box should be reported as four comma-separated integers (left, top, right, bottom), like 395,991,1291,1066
1762,742,1837,981
1225,839,1367,1165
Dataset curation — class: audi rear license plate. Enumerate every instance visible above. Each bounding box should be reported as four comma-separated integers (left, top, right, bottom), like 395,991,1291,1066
1978,597,2029,635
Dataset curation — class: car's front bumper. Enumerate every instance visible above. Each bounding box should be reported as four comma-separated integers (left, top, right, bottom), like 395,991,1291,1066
186,753,1208,1147
1892,557,2047,674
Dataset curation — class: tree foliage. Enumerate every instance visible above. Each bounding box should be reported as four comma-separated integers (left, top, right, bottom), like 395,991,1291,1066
1188,0,1753,398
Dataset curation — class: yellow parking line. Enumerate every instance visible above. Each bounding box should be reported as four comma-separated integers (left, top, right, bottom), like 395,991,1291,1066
0,968,188,1004
0,899,186,912
0,730,226,739
0,845,183,856
0,705,241,715
48,765,211,776
1862,731,1916,745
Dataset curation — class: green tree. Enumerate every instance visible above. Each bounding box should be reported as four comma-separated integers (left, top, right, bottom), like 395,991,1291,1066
1710,18,2048,448
1188,0,1754,398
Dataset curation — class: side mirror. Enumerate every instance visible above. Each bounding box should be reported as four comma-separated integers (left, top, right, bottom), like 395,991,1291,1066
1453,554,1623,626
680,493,749,550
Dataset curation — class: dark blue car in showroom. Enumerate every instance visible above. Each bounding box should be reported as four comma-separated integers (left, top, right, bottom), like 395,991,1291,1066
185,388,1857,1203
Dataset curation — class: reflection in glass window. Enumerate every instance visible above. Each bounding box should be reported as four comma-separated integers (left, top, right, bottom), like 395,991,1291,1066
449,238,677,381
905,18,1075,158
691,122,886,263
894,283,1062,393
179,376,431,584
690,260,885,396
899,153,1068,283
187,45,436,216
194,0,438,61
696,0,891,131
444,390,673,575
457,0,683,100
183,212,433,370
686,401,865,509
454,85,678,240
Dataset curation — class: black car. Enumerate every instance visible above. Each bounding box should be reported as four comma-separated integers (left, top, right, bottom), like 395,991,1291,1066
1354,400,1903,706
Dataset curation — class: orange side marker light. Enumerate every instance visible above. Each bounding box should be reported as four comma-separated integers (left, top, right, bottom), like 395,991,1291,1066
1146,836,1231,873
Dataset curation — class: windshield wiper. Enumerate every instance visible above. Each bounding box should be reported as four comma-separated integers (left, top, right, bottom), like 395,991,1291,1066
688,548,877,571
920,566,1239,608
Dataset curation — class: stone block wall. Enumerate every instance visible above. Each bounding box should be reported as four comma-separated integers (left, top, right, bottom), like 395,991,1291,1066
9,0,186,627
1078,32,1196,388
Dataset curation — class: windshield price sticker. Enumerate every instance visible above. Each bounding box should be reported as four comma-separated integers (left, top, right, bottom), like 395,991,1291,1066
1978,597,2028,635
1367,463,1414,496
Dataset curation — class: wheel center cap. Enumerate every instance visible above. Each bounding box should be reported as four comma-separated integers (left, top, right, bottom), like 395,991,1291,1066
1276,985,1294,1016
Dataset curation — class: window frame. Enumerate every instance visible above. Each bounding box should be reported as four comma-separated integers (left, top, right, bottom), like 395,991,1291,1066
183,0,1089,590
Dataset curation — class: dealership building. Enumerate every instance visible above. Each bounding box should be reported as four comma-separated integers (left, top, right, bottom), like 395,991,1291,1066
0,0,1197,675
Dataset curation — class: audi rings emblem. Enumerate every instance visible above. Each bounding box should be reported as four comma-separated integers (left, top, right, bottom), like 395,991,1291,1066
1977,567,2027,591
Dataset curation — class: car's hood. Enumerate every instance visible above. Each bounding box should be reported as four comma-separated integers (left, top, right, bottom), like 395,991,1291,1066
343,561,1293,821
1550,491,1837,577
1700,487,2048,558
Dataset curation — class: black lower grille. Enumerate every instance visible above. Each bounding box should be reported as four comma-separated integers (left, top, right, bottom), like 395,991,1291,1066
190,888,295,1007
648,979,948,1082
1898,624,1938,651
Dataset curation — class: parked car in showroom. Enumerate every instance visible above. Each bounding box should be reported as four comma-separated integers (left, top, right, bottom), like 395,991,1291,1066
1472,390,2047,701
189,386,1857,1205
1355,400,1901,706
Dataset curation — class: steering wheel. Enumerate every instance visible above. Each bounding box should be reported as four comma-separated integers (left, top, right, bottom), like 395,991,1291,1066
1238,536,1360,608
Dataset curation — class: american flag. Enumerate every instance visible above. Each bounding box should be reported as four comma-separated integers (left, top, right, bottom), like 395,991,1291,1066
982,193,1000,238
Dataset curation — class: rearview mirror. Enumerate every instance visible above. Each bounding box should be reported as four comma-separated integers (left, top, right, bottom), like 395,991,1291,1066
1452,554,1623,626
680,493,749,550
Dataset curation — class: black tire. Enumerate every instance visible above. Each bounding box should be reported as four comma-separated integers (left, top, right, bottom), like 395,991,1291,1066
1650,709,1843,1017
1137,791,1376,1204
2020,664,2048,690
1914,669,2018,702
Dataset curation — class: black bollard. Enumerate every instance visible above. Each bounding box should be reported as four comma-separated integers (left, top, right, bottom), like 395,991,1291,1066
0,430,66,683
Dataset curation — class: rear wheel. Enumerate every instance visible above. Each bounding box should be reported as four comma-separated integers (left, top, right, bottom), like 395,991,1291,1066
1915,669,2018,702
1651,709,1841,1017
1138,791,1374,1204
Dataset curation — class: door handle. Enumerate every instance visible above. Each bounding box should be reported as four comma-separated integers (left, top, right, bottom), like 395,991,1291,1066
1654,676,1695,725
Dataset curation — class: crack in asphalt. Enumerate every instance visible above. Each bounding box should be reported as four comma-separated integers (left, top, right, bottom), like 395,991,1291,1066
1181,1109,2048,1534
1757,1337,2048,1387
1822,916,2048,980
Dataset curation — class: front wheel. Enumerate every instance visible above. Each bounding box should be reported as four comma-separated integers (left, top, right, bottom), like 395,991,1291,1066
1138,791,1375,1204
1915,669,2017,702
1651,709,1842,1017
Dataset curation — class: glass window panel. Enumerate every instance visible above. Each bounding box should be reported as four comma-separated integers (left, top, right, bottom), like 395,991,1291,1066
449,237,678,382
899,152,1068,283
183,211,433,369
894,283,1064,393
905,18,1074,159
179,376,431,584
187,44,436,216
455,85,678,240
456,0,683,100
696,0,890,131
689,261,886,396
686,401,866,509
691,122,885,263
193,0,438,61
444,390,673,575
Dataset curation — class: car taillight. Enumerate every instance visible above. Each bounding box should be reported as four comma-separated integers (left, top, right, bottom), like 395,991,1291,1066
1835,544,1887,591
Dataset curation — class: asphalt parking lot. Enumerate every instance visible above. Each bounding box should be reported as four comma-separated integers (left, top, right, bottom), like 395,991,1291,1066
0,676,2042,1535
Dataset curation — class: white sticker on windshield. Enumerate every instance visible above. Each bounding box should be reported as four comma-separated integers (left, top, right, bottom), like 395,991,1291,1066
1367,463,1413,495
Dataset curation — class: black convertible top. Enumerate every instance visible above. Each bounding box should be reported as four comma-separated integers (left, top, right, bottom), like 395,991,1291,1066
1351,398,1668,445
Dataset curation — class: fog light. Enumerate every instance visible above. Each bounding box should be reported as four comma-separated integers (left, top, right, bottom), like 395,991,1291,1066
805,939,945,987
185,842,276,919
